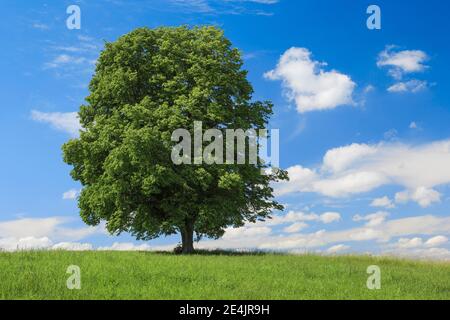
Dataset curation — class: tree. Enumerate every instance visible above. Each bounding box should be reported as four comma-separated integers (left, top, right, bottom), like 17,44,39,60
62,26,288,254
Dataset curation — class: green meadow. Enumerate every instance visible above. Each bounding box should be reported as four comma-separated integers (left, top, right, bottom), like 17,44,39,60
0,251,448,300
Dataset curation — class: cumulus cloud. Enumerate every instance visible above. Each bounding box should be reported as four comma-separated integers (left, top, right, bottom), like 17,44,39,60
389,247,450,261
274,165,318,196
396,237,424,249
322,143,377,173
353,211,389,227
395,187,441,208
377,46,430,94
371,196,395,209
275,215,450,249
425,235,448,247
283,222,308,233
97,242,153,251
0,217,101,242
0,237,53,252
192,214,450,256
387,80,428,93
319,212,341,223
312,171,387,197
275,139,450,200
223,226,272,240
52,242,93,251
255,211,341,227
0,237,160,252
326,244,350,254
63,189,79,200
377,46,429,79
386,235,450,260
31,110,81,137
265,47,356,113
2,215,448,260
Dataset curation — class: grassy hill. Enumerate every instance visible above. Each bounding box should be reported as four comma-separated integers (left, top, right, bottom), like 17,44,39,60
0,251,448,300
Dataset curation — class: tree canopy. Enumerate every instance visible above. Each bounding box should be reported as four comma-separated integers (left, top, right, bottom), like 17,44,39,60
63,26,288,253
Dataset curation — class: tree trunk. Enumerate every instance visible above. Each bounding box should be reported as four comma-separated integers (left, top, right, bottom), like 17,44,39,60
181,220,195,254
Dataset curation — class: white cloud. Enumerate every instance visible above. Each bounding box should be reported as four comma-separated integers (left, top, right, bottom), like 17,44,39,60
388,247,450,261
425,235,448,247
270,215,450,250
275,139,450,198
223,226,272,240
353,211,389,227
0,217,101,241
43,35,100,80
4,214,448,260
97,242,153,251
0,236,160,252
386,235,450,260
395,187,441,208
394,235,448,249
363,85,375,93
319,212,341,223
0,217,65,239
31,110,81,137
387,80,428,93
377,46,429,79
52,242,93,251
283,222,308,233
313,171,388,197
44,54,93,69
396,237,423,249
255,211,341,228
377,46,430,93
63,189,79,200
348,228,383,241
326,244,350,254
371,196,395,209
0,237,52,252
265,47,356,113
323,143,377,173
193,214,450,255
274,165,318,196
394,190,409,203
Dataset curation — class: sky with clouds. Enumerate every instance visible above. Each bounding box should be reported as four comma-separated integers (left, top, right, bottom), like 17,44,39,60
1,0,450,260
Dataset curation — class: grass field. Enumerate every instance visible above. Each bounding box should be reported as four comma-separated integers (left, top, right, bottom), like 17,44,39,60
0,251,449,300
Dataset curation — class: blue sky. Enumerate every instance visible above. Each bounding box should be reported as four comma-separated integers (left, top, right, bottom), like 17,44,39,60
1,0,450,258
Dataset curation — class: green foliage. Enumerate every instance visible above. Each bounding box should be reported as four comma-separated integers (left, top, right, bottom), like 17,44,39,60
62,26,288,251
1,251,449,300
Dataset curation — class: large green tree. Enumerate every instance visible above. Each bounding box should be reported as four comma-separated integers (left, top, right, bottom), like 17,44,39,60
63,26,288,253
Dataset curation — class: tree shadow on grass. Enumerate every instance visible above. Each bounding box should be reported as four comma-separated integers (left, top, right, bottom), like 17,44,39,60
141,249,286,257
